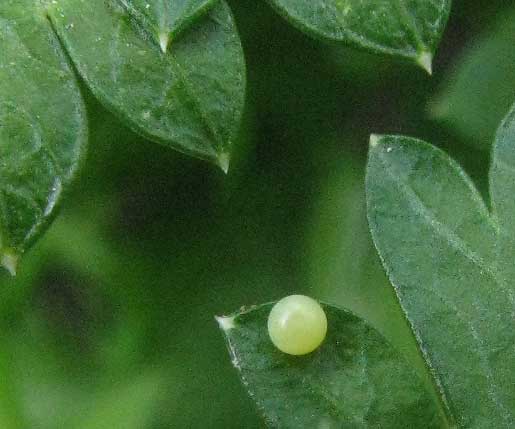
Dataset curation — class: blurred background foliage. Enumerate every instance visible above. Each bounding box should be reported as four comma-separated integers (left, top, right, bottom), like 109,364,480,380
1,0,514,427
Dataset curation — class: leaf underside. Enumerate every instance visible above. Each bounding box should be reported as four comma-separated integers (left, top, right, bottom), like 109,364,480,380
0,1,87,267
266,0,452,71
218,303,443,428
366,107,515,427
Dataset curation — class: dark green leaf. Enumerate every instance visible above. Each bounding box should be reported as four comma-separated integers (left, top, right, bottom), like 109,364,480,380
430,7,515,149
0,1,87,274
117,0,218,52
217,303,444,428
266,0,451,72
49,0,245,170
366,120,515,427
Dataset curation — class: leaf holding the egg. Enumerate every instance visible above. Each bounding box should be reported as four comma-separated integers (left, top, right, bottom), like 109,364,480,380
48,0,246,169
366,107,515,427
266,0,452,72
217,303,444,428
0,1,87,273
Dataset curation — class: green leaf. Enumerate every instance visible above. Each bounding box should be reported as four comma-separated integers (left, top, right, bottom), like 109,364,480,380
429,8,515,150
266,0,451,72
117,0,218,52
366,116,515,426
0,1,87,274
217,303,444,428
48,0,245,170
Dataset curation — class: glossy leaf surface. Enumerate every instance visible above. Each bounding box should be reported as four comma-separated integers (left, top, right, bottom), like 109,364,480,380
49,0,245,168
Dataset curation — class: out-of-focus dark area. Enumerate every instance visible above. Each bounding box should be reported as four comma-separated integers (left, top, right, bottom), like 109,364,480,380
1,1,513,427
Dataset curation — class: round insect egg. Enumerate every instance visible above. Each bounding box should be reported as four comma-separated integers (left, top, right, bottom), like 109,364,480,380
267,295,327,355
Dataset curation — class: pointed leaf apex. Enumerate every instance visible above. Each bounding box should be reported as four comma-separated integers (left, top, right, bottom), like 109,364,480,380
217,152,230,174
216,315,236,331
417,51,433,75
370,134,383,148
1,251,18,277
159,32,170,54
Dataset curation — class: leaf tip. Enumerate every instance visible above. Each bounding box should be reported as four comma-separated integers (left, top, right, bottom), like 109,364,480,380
217,152,230,174
215,315,236,332
369,134,384,148
416,51,433,75
1,250,19,277
159,32,170,54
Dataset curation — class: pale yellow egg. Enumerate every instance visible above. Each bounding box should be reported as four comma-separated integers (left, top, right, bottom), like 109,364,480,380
267,295,327,355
